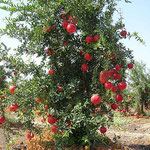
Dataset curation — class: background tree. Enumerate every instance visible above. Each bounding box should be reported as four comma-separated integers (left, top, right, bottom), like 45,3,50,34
0,0,141,148
129,61,150,114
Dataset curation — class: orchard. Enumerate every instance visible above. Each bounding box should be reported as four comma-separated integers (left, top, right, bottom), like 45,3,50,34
0,0,148,149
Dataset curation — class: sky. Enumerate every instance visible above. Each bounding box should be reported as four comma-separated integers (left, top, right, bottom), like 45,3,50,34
0,0,150,68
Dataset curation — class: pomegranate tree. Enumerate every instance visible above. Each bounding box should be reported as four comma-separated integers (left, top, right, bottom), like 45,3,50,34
0,0,141,149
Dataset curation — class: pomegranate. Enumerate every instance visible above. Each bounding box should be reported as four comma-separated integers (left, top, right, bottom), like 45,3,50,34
58,86,63,92
84,54,93,61
115,64,120,71
104,82,113,89
10,104,19,111
26,132,34,139
118,82,127,90
111,104,118,110
115,93,123,102
128,63,134,69
81,64,89,71
120,30,127,36
0,116,5,123
91,94,102,105
48,117,55,125
100,127,107,134
93,35,100,43
86,36,93,43
51,125,58,133
111,86,118,93
67,24,76,34
62,20,68,29
48,69,55,75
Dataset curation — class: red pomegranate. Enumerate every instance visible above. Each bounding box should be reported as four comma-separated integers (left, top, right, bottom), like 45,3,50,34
81,64,89,71
9,86,16,93
91,94,102,105
67,122,72,127
48,69,55,75
10,104,19,111
26,132,34,139
100,127,107,134
93,35,100,43
51,125,58,133
84,54,93,61
128,63,134,69
113,73,121,80
115,93,123,102
58,86,63,92
118,82,127,90
36,97,43,103
100,70,109,79
13,72,17,75
111,86,118,93
86,36,93,43
62,20,68,29
99,77,107,84
120,30,127,36
48,117,55,125
111,104,118,110
115,64,120,71
0,116,5,123
109,69,115,77
104,82,113,89
67,24,76,34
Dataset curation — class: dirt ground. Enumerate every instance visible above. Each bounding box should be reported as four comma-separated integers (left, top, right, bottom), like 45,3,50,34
0,116,150,150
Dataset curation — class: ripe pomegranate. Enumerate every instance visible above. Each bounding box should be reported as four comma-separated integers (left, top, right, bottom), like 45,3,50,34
67,122,72,127
62,20,68,29
13,72,17,75
115,64,120,71
46,48,54,56
99,77,107,84
115,93,123,102
58,86,63,92
120,30,127,36
48,69,55,75
111,86,118,93
0,116,5,123
100,127,107,134
93,35,100,43
9,86,16,94
10,104,19,111
26,132,34,139
113,73,121,80
100,70,109,78
48,117,55,125
81,64,89,71
128,63,134,69
104,82,113,89
118,82,127,90
67,24,76,34
51,125,58,133
111,104,118,110
91,94,102,105
109,69,115,77
86,36,93,43
84,54,93,61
